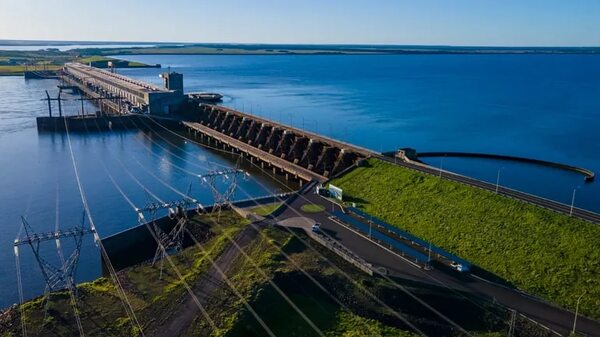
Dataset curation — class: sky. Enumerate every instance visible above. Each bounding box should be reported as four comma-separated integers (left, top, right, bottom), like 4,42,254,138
0,0,599,46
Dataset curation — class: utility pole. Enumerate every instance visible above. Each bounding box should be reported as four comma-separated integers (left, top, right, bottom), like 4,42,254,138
508,309,517,337
45,90,52,117
15,213,94,292
427,242,432,270
14,211,94,337
495,166,505,194
572,292,586,335
198,161,248,223
42,91,67,117
570,187,580,216
137,184,202,279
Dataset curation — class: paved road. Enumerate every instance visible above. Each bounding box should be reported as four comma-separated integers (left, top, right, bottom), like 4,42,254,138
277,189,600,337
379,156,600,224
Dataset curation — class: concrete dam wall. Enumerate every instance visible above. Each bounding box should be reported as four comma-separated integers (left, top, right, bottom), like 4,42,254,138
187,104,375,182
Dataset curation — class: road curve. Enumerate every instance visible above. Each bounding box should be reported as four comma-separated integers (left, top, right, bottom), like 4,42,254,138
279,191,600,336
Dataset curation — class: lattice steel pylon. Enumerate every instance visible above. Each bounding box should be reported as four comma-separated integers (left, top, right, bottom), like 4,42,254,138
135,184,203,279
14,212,94,294
197,162,249,223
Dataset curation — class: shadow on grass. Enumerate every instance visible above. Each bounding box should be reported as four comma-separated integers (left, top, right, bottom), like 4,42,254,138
341,195,370,205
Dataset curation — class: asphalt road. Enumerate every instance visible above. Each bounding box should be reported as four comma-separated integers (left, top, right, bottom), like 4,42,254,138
277,190,600,337
379,156,600,224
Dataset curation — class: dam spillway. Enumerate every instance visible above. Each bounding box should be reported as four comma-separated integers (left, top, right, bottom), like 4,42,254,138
183,104,376,183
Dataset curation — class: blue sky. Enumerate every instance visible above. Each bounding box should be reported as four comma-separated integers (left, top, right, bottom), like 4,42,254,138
0,0,599,46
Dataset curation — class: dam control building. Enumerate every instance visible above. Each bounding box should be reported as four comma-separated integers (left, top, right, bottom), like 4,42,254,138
63,63,186,114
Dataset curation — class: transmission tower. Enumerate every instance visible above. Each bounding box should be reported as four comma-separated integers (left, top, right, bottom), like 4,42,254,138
14,212,94,294
135,184,202,279
198,164,248,223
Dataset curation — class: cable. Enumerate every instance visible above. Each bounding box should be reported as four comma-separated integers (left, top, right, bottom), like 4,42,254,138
139,115,503,335
14,244,27,337
91,102,468,334
108,117,424,335
100,156,278,336
105,159,324,336
107,117,369,334
54,184,85,337
62,117,146,336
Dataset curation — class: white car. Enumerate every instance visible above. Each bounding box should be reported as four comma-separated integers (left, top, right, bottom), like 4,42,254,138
450,261,465,272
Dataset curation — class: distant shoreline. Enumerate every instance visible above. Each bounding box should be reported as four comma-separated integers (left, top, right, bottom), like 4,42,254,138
1,43,599,76
1,41,599,55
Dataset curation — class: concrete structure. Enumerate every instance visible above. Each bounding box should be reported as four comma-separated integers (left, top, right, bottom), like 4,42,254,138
63,63,185,114
161,71,184,95
185,104,375,184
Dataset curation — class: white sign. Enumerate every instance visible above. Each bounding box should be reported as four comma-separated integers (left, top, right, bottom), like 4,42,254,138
329,184,343,201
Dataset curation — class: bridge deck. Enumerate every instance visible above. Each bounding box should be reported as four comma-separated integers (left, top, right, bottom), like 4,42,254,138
183,121,326,182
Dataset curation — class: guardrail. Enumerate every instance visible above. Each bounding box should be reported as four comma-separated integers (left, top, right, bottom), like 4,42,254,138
310,232,373,276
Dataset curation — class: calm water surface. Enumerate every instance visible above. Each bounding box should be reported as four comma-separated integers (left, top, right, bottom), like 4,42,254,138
1,54,600,308
114,54,600,210
0,77,281,308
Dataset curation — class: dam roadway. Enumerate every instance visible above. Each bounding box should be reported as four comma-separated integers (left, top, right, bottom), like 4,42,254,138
61,63,600,223
276,190,600,337
62,66,599,334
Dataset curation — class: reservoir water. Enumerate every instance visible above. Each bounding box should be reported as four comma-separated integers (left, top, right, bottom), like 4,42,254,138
1,54,599,308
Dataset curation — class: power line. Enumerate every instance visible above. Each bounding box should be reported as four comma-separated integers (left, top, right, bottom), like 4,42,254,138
99,141,325,336
106,117,423,335
96,110,478,335
101,118,377,334
136,116,490,335
62,116,146,336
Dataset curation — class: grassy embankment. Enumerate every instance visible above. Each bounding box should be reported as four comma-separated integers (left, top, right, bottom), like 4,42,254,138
0,50,155,76
1,207,518,336
75,55,154,68
246,202,282,216
1,211,249,336
301,203,326,213
331,158,600,319
94,44,600,56
184,218,509,336
106,46,381,55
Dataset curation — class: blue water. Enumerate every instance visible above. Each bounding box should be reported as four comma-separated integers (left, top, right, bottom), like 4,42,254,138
113,54,600,211
1,54,600,308
0,77,281,308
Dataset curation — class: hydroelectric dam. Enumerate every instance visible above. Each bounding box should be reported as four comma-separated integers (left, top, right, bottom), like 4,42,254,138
46,62,600,223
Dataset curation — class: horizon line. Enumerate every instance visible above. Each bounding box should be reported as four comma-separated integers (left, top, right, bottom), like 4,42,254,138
0,38,599,49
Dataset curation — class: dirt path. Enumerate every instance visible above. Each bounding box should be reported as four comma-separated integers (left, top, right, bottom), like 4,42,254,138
151,225,258,337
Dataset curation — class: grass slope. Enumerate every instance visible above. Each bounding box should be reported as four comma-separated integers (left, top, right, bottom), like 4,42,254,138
76,56,150,68
1,209,543,336
331,158,600,319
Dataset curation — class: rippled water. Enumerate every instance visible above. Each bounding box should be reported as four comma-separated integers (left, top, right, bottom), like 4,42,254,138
1,53,600,308
114,54,600,211
0,77,281,308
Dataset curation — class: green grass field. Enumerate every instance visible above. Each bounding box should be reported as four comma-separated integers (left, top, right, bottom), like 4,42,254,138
331,158,600,319
0,65,62,76
247,202,282,216
76,56,151,68
301,203,326,213
0,208,540,336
